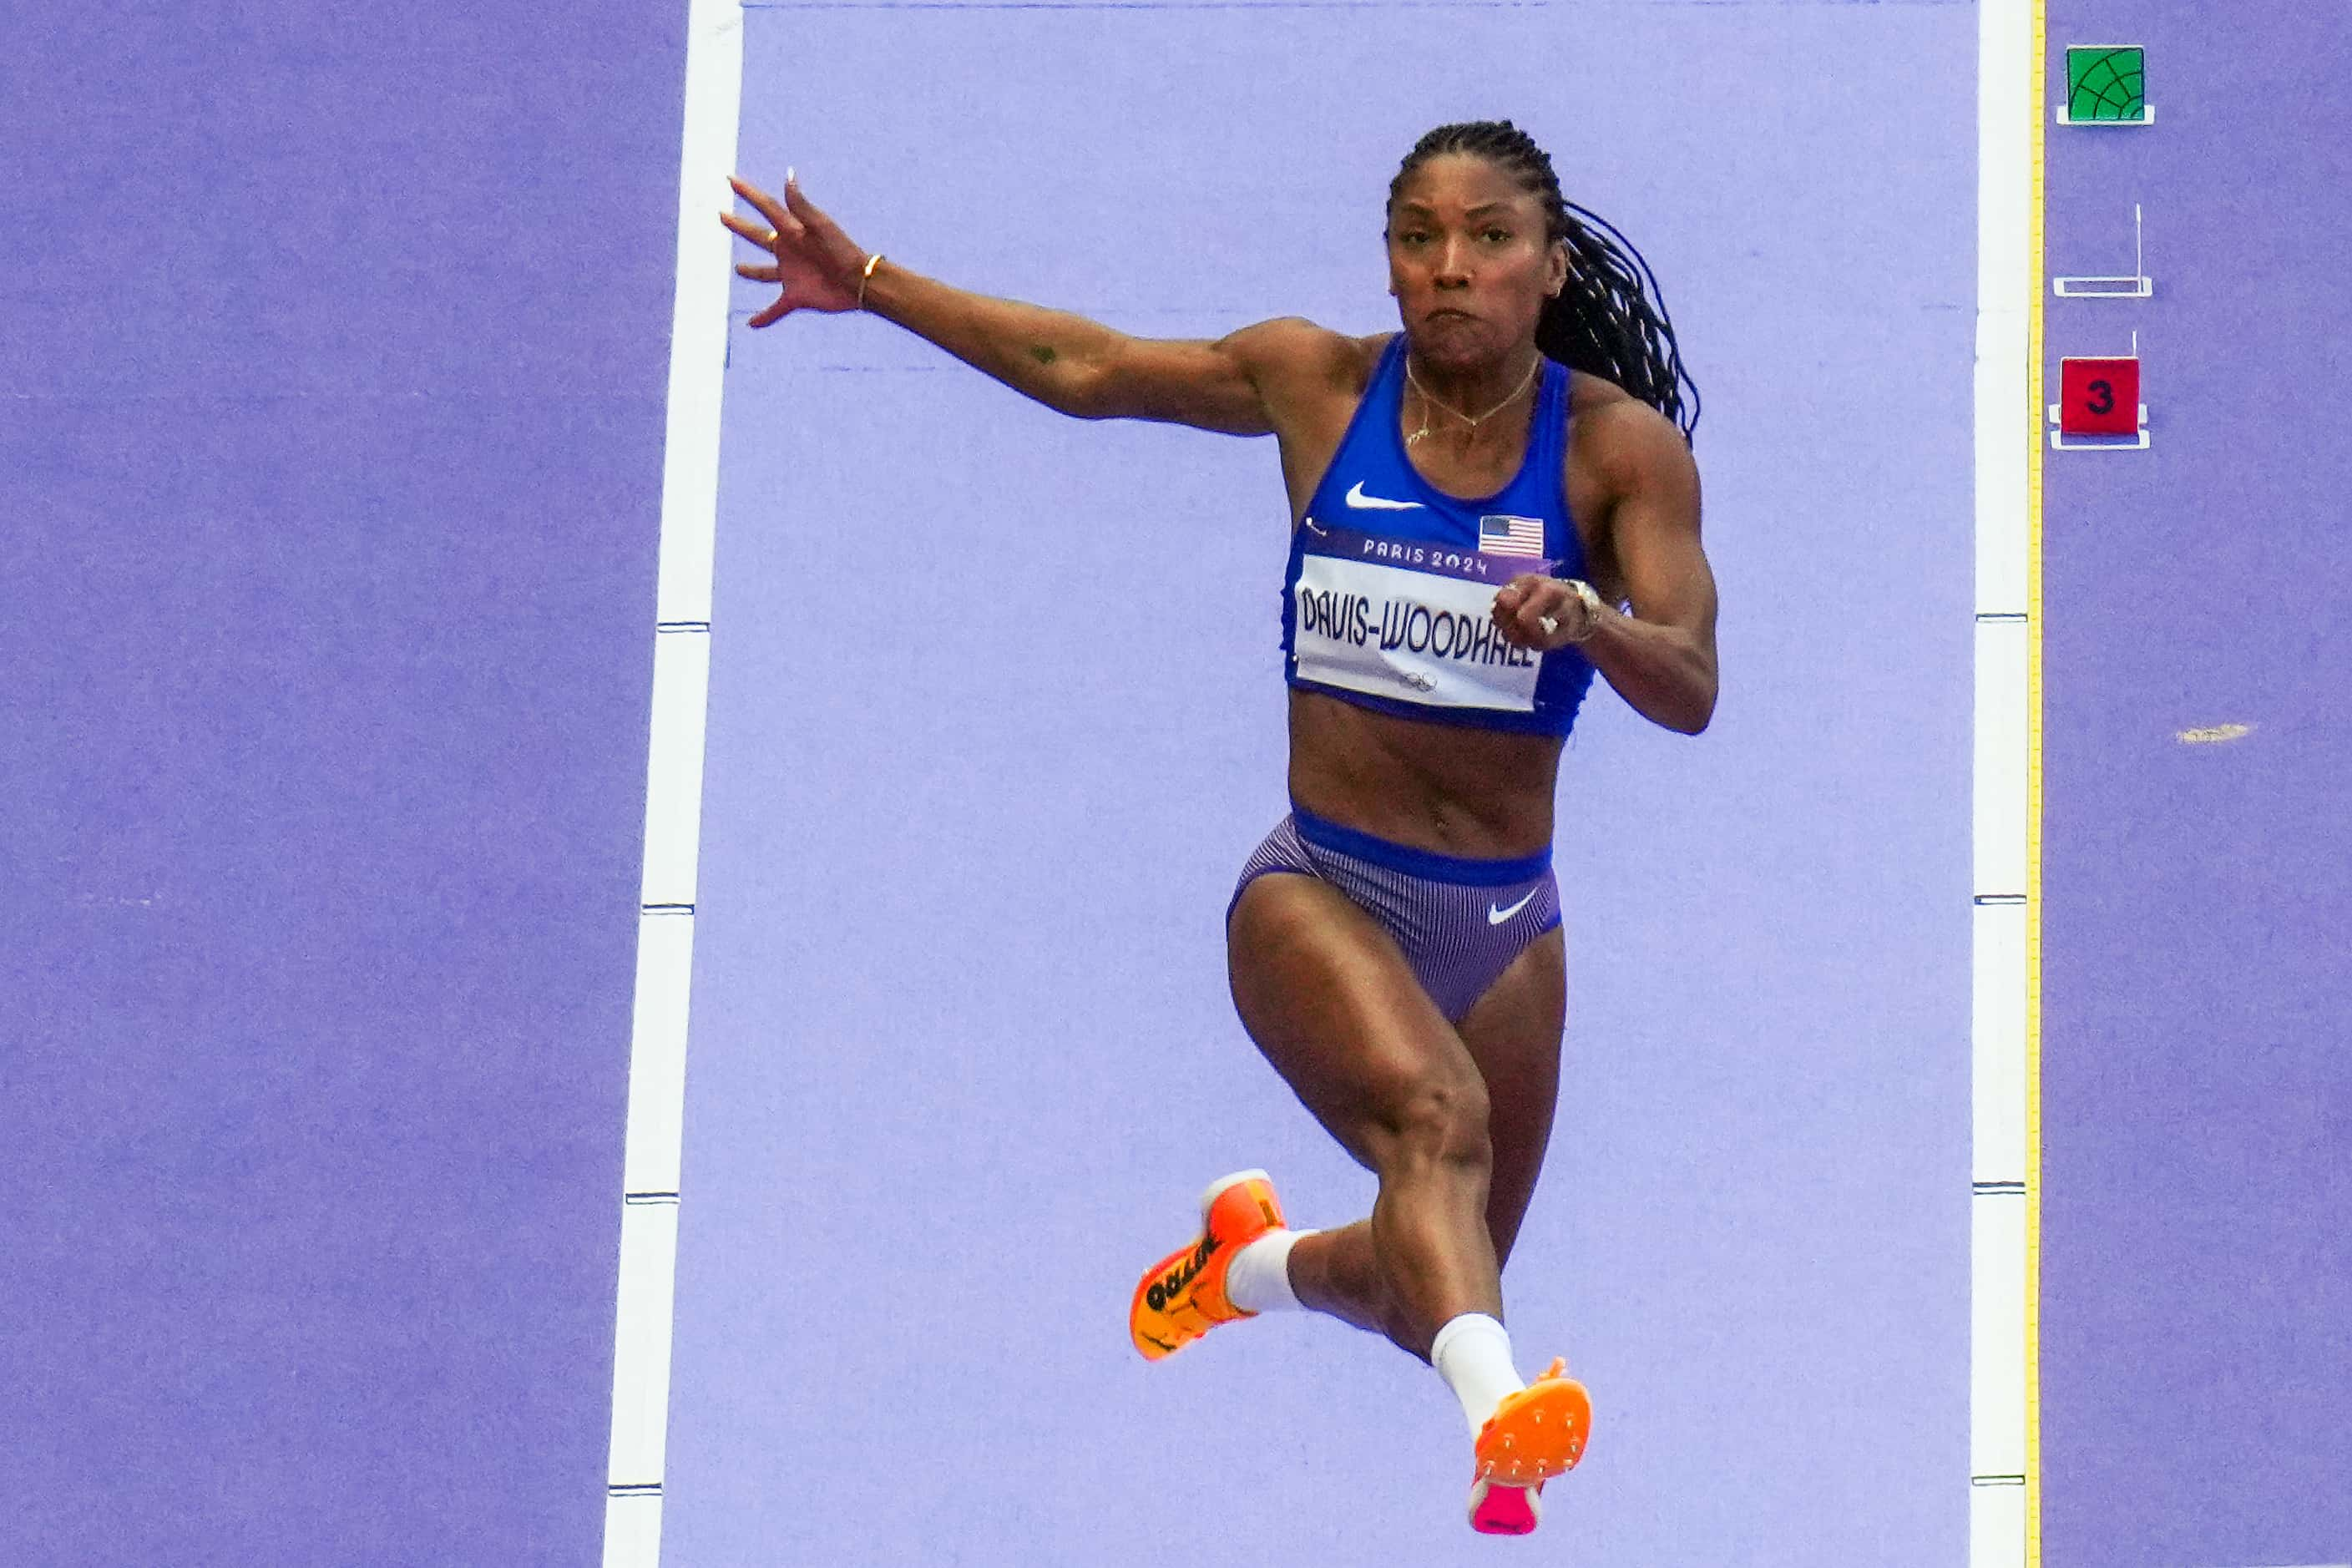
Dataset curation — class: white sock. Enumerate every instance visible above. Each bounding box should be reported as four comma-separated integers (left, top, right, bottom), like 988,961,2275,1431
1429,1313,1525,1436
1223,1227,1315,1313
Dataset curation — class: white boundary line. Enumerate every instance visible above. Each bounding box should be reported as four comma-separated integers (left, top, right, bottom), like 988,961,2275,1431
603,0,744,1563
1971,1,2036,1565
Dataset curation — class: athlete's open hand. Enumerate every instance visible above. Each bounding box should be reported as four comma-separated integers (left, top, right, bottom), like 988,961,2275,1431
1494,574,1602,651
721,173,870,326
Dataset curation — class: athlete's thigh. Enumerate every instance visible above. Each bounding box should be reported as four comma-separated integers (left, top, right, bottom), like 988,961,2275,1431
1452,925,1566,1268
1226,872,1481,1171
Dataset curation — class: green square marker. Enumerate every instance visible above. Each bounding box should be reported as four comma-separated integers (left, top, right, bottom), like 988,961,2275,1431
2066,45,2147,123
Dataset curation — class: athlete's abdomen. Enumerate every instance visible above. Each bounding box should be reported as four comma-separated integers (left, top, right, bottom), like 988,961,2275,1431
1283,687,1563,860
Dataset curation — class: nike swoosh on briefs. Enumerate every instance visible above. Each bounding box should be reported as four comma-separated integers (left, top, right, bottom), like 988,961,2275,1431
1488,889,1540,925
1346,481,1424,511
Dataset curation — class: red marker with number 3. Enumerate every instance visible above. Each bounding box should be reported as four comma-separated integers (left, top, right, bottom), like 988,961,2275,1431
2059,356,2142,437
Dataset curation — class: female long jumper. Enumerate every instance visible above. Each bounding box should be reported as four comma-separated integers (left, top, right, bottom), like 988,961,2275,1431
725,119,1719,1537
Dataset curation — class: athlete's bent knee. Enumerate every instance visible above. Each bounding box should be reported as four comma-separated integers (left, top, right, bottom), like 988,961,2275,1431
1382,1068,1494,1176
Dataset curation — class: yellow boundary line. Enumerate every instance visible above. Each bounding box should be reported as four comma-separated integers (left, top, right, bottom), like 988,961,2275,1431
2025,0,2046,1560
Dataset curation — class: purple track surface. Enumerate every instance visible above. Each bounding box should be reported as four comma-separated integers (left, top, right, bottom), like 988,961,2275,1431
8,1,2345,1565
5,3,682,1561
2039,3,2352,1565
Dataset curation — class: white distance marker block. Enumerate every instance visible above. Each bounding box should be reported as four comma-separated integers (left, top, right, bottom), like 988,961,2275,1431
2054,204,2153,297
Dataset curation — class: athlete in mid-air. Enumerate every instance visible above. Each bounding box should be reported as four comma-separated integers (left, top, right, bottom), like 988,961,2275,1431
725,119,1718,1536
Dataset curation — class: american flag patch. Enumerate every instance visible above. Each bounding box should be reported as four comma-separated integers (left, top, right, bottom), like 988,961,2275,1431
1478,514,1545,559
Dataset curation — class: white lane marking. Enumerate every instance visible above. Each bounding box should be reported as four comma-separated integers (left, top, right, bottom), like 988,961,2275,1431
1972,2,2036,1565
604,0,744,1564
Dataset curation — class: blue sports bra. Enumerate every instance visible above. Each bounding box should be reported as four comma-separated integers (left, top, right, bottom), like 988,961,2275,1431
1279,334,1597,736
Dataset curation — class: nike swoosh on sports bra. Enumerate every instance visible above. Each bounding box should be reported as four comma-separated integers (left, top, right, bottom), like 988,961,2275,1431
1280,334,1597,737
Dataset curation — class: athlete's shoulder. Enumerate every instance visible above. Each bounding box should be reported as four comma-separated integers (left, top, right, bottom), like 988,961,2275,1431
1566,373,1692,483
1217,318,1383,393
1564,367,1634,412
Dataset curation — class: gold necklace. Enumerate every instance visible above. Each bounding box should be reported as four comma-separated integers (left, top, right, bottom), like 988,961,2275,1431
1405,352,1540,447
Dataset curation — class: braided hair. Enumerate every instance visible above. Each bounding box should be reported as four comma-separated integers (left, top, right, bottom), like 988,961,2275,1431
1388,119,1700,444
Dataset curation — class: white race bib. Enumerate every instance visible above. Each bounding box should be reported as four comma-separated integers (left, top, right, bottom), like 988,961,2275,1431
1292,548,1540,712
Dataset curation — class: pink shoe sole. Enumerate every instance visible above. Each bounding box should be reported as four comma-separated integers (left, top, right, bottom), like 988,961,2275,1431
1469,1477,1540,1535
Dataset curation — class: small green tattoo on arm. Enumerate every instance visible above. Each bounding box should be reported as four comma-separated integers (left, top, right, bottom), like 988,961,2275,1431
1029,344,1058,366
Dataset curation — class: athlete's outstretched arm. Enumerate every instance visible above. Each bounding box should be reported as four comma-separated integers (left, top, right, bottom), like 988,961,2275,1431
723,173,1301,435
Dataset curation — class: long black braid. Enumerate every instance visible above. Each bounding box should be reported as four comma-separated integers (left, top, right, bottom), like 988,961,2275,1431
1389,119,1700,444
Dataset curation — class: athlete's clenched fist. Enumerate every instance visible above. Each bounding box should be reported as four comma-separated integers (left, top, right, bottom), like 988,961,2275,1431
1493,574,1606,650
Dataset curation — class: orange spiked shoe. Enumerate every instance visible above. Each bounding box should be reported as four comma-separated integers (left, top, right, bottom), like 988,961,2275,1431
1467,1358,1591,1535
1128,1170,1286,1361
